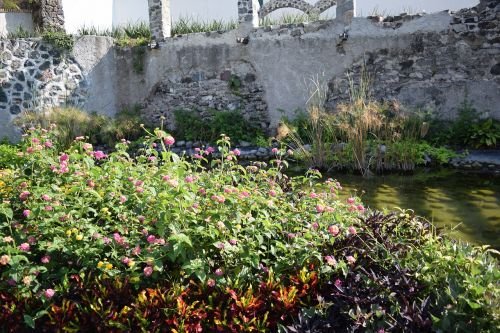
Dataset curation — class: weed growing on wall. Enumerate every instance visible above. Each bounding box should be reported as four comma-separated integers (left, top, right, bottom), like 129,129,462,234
41,30,74,52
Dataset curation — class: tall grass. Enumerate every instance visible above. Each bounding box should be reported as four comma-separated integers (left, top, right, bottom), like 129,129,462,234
171,16,238,35
278,74,337,171
14,106,146,148
280,68,429,175
78,22,151,42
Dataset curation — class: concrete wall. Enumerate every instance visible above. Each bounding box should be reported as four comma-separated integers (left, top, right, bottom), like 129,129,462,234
0,12,33,37
0,1,499,142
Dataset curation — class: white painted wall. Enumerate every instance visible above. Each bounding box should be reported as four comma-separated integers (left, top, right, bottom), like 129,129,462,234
62,0,114,33
0,12,33,37
113,0,149,26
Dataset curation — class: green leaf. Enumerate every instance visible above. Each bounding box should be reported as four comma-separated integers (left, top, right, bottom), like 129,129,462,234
24,315,35,329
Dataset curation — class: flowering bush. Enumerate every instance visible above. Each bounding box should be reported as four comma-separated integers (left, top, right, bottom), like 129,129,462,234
0,127,498,332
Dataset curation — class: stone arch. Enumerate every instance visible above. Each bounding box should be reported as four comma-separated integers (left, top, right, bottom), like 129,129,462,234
259,0,337,18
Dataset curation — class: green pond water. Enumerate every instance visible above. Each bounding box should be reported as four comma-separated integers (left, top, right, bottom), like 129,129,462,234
329,170,500,249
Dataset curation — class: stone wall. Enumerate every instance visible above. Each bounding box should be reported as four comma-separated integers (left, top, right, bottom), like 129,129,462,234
326,0,500,118
141,62,269,132
40,0,65,31
0,38,87,120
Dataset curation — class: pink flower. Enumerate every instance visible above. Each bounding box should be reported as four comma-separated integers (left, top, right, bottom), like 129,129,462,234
198,188,206,195
26,147,34,154
229,239,237,245
287,149,294,156
215,268,223,276
328,225,340,237
325,255,337,266
206,147,215,154
309,192,318,199
357,204,365,212
44,205,53,211
216,242,225,249
348,226,357,235
207,279,216,287
20,182,28,188
0,255,10,266
19,243,30,251
23,210,31,218
185,176,194,183
103,237,111,244
164,136,175,146
113,233,124,244
75,136,85,141
167,179,179,187
132,245,141,255
143,266,153,277
59,154,69,163
28,236,36,245
134,180,144,187
136,187,144,193
348,205,356,212
194,154,203,159
93,151,107,160
83,143,93,151
148,156,156,162
120,195,127,204
346,255,356,265
122,257,131,265
316,205,325,213
41,194,51,201
271,148,279,154
311,222,319,230
32,138,40,144
44,289,55,299
138,216,145,223
232,149,241,156
269,190,277,197
147,235,156,244
334,279,342,288
19,191,30,201
44,140,53,148
347,197,356,205
162,175,170,182
41,256,51,264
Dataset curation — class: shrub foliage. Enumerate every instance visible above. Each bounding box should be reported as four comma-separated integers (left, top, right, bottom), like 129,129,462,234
0,127,498,332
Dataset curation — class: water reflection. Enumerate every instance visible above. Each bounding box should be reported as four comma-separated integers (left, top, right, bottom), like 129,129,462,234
329,170,500,248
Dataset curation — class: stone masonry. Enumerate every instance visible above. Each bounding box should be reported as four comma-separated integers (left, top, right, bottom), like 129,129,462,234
141,63,269,132
148,0,171,40
0,39,87,117
238,0,261,29
326,0,500,118
40,0,65,31
259,0,338,18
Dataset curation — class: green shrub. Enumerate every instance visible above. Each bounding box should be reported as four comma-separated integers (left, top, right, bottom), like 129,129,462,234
41,30,74,51
0,129,498,331
0,144,21,168
427,99,500,149
173,109,264,144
